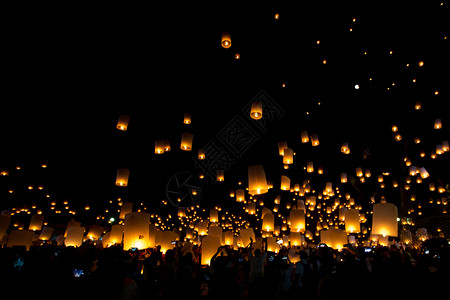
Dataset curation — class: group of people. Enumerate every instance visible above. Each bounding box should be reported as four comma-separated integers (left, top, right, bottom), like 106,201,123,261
0,237,448,299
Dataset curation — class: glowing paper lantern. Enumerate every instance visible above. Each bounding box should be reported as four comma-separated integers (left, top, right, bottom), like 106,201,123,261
307,161,314,173
301,130,309,143
155,140,165,154
201,235,221,265
208,224,223,244
119,202,133,219
341,173,348,183
221,32,231,48
281,175,291,190
155,230,178,253
28,214,44,231
434,119,442,129
116,114,130,131
38,226,54,241
262,212,275,232
372,202,398,237
250,101,263,120
216,169,225,182
344,209,360,233
116,168,130,187
123,212,151,250
65,226,85,247
283,148,294,164
236,189,245,202
180,132,194,151
7,230,37,250
290,210,305,232
320,228,347,250
290,232,301,246
183,112,191,124
267,236,280,253
87,224,104,240
239,228,255,248
311,134,320,146
278,141,288,155
108,224,124,245
197,220,209,236
248,165,269,195
223,231,233,246
341,142,350,154
210,209,219,223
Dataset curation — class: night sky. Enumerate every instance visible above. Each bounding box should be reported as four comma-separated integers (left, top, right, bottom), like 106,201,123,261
1,2,448,234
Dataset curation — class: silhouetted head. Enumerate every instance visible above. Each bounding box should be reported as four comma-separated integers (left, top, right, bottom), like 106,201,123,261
254,249,261,257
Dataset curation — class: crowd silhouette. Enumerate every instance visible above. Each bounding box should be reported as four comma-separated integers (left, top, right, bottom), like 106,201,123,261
0,237,448,300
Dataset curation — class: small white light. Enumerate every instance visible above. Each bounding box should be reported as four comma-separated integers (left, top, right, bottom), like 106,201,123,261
354,84,360,90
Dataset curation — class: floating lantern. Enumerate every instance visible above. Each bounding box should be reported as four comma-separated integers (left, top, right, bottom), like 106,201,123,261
356,167,363,177
434,119,442,129
201,235,222,265
307,161,314,173
180,132,194,151
155,140,165,154
250,100,263,120
311,134,320,146
236,189,245,202
320,228,347,250
28,214,44,231
115,168,130,187
108,224,124,245
262,212,275,232
216,169,225,182
248,165,269,195
290,209,305,232
278,141,288,155
210,209,219,223
116,114,130,131
7,230,37,250
65,226,85,247
290,232,302,246
221,32,231,48
372,202,398,237
119,202,133,219
341,173,348,183
38,226,54,241
281,175,291,190
341,142,350,154
345,209,360,233
183,112,191,124
283,148,294,164
198,149,206,160
301,131,309,143
123,212,151,250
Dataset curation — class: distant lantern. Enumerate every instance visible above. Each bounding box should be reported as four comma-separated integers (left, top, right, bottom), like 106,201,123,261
202,235,222,265
180,132,194,151
320,228,347,250
250,100,263,120
119,202,133,219
221,32,231,48
116,168,130,187
434,119,442,129
281,175,291,190
278,141,288,155
184,112,191,124
341,173,348,183
216,169,225,182
345,209,360,233
123,212,151,250
415,101,422,110
311,134,320,146
116,114,130,131
236,189,245,202
283,148,294,164
372,202,398,237
341,142,350,154
356,167,363,177
301,131,309,143
248,165,269,195
198,149,206,160
290,210,306,232
262,212,275,232
65,226,85,247
307,161,314,173
155,140,165,154
163,139,171,152
29,214,44,231
210,209,219,223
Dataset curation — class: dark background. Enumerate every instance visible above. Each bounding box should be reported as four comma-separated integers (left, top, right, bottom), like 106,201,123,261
1,1,448,232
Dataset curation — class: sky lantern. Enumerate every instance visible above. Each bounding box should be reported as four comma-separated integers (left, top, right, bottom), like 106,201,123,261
278,141,288,155
307,161,314,173
320,228,347,250
262,211,274,232
281,175,291,190
341,142,350,154
434,118,442,129
290,209,305,232
38,226,54,241
183,112,191,124
155,140,165,154
115,168,130,187
283,148,294,164
372,202,398,237
64,226,85,247
250,100,263,120
198,149,206,160
28,214,44,231
221,32,231,48
311,134,320,146
180,132,194,151
301,130,309,143
344,209,360,233
340,173,348,183
236,189,245,202
248,165,269,195
201,235,221,265
210,208,219,223
216,169,225,182
107,224,124,245
123,212,151,250
116,114,130,131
